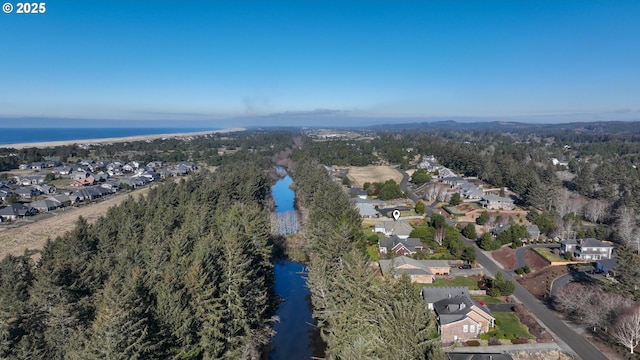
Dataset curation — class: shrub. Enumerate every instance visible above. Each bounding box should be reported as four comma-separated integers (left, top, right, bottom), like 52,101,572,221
465,340,480,347
488,337,501,345
511,337,529,344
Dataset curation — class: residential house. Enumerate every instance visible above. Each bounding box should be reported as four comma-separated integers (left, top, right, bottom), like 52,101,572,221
374,220,414,239
15,175,45,186
73,186,111,202
138,170,159,182
354,202,378,218
492,224,540,242
438,168,457,179
35,184,56,194
479,194,514,210
147,161,163,169
0,203,37,221
72,171,92,180
176,161,197,174
93,172,109,182
71,176,96,187
379,257,452,283
0,189,9,202
422,287,495,342
100,182,120,193
119,177,147,189
348,187,368,199
31,198,63,212
378,256,435,284
15,187,41,199
378,235,424,256
122,163,136,172
560,238,614,261
54,193,79,206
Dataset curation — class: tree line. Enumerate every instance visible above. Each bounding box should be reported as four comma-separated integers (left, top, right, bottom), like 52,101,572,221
0,162,276,359
292,159,443,359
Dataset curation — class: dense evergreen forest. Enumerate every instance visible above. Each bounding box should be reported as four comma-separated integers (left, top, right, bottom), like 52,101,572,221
0,163,276,359
292,159,442,359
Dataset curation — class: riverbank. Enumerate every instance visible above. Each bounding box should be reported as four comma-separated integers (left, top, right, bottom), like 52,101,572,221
4,127,246,149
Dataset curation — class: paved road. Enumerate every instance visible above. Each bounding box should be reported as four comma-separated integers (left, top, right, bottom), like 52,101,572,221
463,235,607,360
550,268,596,296
398,168,606,359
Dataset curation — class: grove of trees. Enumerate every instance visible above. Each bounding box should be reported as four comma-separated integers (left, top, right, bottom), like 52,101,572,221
293,159,442,359
0,163,276,359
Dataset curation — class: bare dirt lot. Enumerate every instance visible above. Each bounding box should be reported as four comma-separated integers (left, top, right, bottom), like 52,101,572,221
493,247,517,270
525,249,550,272
0,187,150,259
516,265,568,300
347,166,403,187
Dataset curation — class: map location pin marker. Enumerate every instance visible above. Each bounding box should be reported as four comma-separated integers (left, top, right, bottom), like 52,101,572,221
392,209,400,221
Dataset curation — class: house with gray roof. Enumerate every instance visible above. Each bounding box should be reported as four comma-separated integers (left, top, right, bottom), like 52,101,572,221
348,187,368,199
422,286,495,342
560,238,614,261
378,235,424,256
479,194,514,210
374,220,414,239
0,204,37,221
31,198,63,212
354,202,378,218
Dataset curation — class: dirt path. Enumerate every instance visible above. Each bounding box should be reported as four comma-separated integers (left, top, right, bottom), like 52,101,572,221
0,187,150,259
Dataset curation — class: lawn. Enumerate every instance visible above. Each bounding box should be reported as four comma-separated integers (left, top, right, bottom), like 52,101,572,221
50,178,72,187
485,312,532,339
532,247,566,263
424,276,480,290
366,244,379,261
471,295,505,304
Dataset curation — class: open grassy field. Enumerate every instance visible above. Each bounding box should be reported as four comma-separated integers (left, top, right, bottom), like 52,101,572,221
0,187,151,259
347,165,403,187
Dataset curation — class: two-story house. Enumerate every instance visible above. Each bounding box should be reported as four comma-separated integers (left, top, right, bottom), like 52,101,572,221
560,238,614,261
479,194,514,210
422,287,495,342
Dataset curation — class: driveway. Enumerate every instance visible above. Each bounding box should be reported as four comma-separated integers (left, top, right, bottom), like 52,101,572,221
449,266,485,276
550,267,597,296
486,303,515,312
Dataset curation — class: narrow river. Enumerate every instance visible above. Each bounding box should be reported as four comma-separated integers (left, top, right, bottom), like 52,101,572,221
267,173,325,359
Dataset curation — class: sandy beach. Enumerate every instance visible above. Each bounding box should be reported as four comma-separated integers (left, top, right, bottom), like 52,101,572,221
4,127,246,149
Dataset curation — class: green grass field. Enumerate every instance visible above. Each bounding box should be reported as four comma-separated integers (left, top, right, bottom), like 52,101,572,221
471,295,505,304
533,247,565,263
367,245,379,261
424,276,480,290
486,312,532,339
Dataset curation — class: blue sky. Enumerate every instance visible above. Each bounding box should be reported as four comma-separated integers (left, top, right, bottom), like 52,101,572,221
1,0,639,127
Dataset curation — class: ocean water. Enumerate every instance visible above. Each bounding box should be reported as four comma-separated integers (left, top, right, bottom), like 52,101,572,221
0,128,217,146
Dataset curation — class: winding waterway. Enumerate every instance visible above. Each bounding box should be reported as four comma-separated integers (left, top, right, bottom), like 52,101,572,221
268,173,324,359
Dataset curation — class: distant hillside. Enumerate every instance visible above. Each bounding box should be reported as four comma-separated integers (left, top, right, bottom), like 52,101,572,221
369,120,640,135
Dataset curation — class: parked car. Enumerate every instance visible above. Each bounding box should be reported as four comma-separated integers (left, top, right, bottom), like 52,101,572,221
459,264,472,269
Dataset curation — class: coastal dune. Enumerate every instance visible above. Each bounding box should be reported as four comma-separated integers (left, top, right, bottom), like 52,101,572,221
5,127,246,149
